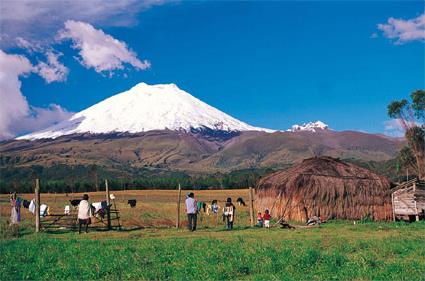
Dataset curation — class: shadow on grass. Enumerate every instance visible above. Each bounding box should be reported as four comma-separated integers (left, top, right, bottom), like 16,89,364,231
42,226,146,235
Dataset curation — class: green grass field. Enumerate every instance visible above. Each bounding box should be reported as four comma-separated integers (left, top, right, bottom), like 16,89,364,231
1,190,424,280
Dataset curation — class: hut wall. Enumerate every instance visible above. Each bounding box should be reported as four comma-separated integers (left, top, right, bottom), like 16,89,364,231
255,157,393,222
393,181,425,216
256,194,392,222
393,188,417,215
414,190,425,213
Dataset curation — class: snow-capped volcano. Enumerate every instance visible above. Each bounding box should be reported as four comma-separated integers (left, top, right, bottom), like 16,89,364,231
18,83,273,140
287,121,329,132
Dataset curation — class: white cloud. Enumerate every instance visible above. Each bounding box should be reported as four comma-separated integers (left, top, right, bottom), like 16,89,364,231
35,51,69,83
0,50,33,139
383,119,423,137
0,0,173,48
13,104,73,137
384,119,405,137
377,13,425,44
15,37,39,53
57,20,150,74
0,50,72,140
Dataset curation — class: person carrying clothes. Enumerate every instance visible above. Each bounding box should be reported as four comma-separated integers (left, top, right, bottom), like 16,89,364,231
185,192,197,231
263,209,271,228
77,194,91,234
223,197,236,230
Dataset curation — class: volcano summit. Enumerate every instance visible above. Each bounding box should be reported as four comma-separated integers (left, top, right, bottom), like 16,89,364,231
18,83,273,140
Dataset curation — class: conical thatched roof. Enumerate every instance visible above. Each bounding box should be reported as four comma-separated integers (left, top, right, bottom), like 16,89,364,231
255,156,392,221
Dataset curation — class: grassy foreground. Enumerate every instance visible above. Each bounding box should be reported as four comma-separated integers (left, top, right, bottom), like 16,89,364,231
1,221,424,280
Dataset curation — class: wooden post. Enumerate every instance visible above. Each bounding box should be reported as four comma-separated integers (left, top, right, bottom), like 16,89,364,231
105,179,111,230
35,179,40,233
176,184,182,228
249,187,254,227
413,182,419,221
391,192,396,222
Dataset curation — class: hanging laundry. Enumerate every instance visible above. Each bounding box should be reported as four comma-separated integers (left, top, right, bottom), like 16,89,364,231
91,202,103,212
10,198,19,225
40,204,48,217
64,205,71,215
29,199,35,214
22,199,30,209
15,197,22,223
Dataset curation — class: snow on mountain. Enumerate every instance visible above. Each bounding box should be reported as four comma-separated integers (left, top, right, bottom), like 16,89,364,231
18,83,274,140
287,121,329,132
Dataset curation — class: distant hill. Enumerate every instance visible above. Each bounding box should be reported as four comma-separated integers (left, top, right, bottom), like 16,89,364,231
0,82,405,192
1,129,403,172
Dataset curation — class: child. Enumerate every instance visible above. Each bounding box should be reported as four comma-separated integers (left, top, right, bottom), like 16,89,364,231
263,209,271,228
257,211,263,227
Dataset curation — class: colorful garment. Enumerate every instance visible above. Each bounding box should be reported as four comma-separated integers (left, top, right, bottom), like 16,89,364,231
9,197,21,224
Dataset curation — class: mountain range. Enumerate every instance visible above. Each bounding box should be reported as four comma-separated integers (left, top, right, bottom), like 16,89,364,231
1,83,404,178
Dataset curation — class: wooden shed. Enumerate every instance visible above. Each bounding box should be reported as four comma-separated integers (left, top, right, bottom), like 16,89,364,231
392,179,425,221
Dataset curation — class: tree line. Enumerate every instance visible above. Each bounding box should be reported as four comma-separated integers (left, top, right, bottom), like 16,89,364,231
0,164,274,194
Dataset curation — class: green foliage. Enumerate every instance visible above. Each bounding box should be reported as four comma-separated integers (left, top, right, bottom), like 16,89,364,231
1,221,424,280
397,146,417,174
387,89,425,179
405,126,425,152
411,90,425,121
387,99,408,119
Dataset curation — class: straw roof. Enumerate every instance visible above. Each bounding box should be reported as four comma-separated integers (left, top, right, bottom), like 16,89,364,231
255,156,392,221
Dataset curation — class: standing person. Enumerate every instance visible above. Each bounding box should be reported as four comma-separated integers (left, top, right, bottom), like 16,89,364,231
77,194,91,234
257,211,263,227
223,198,236,230
263,209,271,228
9,192,22,236
185,192,197,231
10,192,21,225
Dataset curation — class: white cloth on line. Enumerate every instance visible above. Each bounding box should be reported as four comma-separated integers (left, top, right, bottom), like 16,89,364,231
64,205,70,215
29,199,35,214
91,202,102,212
40,204,48,217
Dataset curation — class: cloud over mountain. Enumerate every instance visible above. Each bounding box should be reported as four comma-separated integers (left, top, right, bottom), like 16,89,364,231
57,20,150,75
0,50,72,140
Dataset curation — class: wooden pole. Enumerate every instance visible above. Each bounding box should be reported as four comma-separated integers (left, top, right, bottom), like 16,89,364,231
35,179,40,233
413,182,419,221
105,179,111,230
391,192,396,222
176,184,182,228
249,186,254,227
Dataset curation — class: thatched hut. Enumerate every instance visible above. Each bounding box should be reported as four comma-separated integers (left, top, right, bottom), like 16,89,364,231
255,157,392,221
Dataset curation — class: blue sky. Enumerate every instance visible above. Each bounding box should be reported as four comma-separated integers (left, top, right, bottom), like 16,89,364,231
1,1,424,138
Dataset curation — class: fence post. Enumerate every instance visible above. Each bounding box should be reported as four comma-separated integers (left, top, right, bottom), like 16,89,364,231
35,179,40,233
176,184,182,228
105,179,112,230
249,186,254,227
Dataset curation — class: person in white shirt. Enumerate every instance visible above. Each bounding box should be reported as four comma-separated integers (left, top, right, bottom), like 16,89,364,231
77,194,91,234
185,192,197,231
